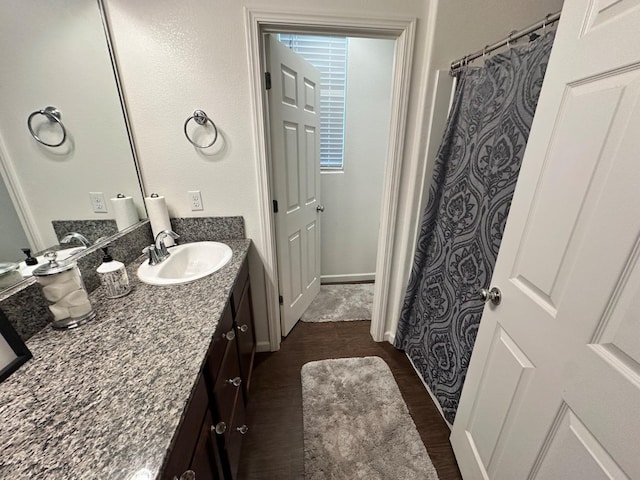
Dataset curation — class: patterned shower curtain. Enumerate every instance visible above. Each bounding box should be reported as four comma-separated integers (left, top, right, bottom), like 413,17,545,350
395,32,555,424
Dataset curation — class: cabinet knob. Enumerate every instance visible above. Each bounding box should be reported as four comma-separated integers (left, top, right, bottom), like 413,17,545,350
237,324,249,333
222,330,236,341
236,424,249,435
212,422,227,435
226,376,242,387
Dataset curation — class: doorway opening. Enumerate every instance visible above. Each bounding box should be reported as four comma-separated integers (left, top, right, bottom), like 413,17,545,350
246,10,416,350
267,32,394,336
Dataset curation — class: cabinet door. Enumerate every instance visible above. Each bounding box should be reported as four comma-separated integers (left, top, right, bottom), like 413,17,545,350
225,396,248,480
234,281,255,404
161,375,209,479
189,410,224,480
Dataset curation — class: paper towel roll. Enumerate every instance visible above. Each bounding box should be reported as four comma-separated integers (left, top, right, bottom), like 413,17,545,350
145,194,175,246
111,194,139,231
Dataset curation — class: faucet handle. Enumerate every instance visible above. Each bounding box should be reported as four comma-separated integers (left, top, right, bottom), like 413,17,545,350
143,245,161,266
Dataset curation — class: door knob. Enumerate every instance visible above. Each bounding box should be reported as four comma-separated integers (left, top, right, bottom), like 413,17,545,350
479,287,501,305
316,204,325,212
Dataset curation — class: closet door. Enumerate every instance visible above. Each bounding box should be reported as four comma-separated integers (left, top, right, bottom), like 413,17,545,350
450,0,640,478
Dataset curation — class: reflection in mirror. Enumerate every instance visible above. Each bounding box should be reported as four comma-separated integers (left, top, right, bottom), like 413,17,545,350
0,0,147,291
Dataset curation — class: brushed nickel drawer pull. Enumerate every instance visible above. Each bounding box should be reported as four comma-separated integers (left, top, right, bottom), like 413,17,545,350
222,330,235,341
226,376,242,387
237,323,249,333
236,424,249,435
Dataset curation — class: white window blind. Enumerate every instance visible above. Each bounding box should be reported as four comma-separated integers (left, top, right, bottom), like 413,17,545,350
278,34,348,170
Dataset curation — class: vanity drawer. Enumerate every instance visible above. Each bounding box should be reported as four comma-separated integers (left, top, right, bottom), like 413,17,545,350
230,259,249,316
226,395,247,480
214,341,242,443
234,281,255,404
207,305,234,382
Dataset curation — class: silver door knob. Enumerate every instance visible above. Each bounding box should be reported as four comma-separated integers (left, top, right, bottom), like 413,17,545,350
316,204,325,212
479,287,501,305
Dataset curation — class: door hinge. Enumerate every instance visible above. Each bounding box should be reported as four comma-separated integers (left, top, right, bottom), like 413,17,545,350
279,295,283,305
273,200,278,213
265,72,272,90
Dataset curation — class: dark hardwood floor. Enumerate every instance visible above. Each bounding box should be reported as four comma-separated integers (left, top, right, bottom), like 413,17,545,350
238,321,463,480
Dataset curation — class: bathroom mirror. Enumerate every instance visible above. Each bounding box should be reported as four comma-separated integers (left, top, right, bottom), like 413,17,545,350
0,0,146,291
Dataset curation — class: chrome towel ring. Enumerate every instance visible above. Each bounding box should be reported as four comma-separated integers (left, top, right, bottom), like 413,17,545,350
27,106,67,147
184,109,218,149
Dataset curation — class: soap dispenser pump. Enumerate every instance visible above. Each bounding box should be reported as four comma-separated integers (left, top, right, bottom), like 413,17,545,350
21,248,38,266
96,247,131,298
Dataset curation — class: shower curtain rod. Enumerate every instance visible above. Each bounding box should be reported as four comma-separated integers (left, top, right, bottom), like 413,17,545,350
449,11,561,76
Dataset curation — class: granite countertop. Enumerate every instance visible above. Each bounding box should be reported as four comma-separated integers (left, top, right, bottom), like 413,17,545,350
0,239,251,480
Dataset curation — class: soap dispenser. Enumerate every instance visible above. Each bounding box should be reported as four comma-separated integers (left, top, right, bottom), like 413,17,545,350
96,247,131,298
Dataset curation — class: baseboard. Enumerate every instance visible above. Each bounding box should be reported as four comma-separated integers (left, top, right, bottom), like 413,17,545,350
321,273,375,283
256,340,272,353
405,352,453,430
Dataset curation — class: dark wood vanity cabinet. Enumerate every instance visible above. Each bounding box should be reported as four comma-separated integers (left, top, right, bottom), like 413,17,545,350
162,258,255,480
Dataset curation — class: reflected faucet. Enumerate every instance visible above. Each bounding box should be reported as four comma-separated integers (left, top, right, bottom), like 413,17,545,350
60,232,91,248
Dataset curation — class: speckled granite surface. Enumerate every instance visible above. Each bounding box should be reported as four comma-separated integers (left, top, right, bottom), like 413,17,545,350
52,219,119,244
0,239,251,480
170,216,244,242
0,221,153,342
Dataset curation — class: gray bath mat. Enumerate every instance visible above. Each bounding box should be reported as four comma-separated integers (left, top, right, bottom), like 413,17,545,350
302,356,439,480
301,284,374,322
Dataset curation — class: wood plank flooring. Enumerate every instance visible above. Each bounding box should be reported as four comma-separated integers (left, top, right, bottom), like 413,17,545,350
237,321,462,479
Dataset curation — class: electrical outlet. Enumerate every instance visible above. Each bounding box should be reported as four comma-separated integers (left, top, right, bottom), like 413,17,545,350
89,192,108,213
188,190,203,211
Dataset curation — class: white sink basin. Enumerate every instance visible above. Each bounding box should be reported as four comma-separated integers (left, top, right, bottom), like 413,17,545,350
137,241,232,286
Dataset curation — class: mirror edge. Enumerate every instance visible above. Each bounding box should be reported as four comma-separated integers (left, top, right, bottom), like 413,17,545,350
97,0,147,201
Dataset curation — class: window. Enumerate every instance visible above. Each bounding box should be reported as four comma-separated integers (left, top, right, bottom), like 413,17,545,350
278,34,348,171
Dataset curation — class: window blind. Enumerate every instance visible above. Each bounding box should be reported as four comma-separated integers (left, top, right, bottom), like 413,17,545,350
278,34,348,170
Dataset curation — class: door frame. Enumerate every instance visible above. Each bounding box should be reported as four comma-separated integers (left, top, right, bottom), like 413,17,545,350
245,8,416,350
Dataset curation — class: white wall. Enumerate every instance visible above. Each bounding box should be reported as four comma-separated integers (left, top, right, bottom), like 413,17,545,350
0,0,145,251
320,37,395,283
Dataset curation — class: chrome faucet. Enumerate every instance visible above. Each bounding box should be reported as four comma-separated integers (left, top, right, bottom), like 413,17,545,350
60,232,91,249
144,230,180,265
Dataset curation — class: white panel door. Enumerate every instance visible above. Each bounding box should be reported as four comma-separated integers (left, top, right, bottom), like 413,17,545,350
267,35,322,337
450,1,640,478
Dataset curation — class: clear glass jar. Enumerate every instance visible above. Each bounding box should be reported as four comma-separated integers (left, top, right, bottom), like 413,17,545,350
32,251,96,329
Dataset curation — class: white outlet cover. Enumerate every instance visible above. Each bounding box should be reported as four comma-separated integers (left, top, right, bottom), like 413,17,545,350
188,190,203,211
89,192,108,213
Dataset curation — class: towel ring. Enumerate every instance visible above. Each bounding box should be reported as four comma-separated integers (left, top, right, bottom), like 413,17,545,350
184,110,218,149
27,106,67,147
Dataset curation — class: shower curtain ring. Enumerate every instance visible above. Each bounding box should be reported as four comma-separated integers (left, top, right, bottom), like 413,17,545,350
482,45,489,59
507,30,517,48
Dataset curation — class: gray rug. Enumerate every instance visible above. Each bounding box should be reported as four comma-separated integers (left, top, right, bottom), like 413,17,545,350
301,284,374,322
302,357,439,480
